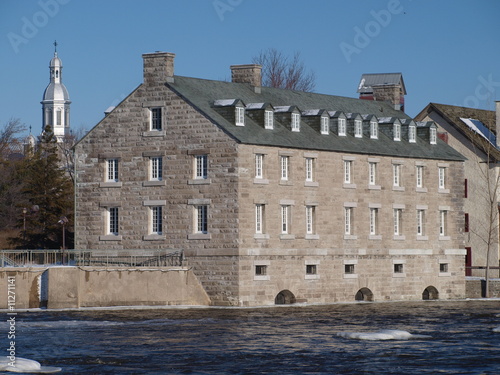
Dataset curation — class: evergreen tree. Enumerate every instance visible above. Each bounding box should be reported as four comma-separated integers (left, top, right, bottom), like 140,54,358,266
10,126,74,249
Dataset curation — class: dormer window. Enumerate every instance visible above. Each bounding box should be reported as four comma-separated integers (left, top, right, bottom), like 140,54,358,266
370,121,378,139
430,127,437,144
264,110,274,129
291,113,300,132
354,119,362,138
409,125,416,143
339,118,346,136
320,116,329,135
394,123,401,141
235,106,245,126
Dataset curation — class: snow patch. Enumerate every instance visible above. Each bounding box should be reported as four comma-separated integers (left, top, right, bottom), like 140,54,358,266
336,329,430,341
0,357,61,373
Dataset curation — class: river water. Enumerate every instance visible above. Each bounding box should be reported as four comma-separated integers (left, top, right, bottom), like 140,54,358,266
2,300,500,374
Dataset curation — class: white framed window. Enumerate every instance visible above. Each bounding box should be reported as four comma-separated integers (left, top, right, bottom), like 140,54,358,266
344,263,355,274
344,160,352,184
195,154,208,179
264,110,274,129
150,206,163,235
305,206,315,235
235,106,245,126
107,207,119,235
439,210,447,236
150,156,163,181
393,164,401,187
394,263,404,274
150,107,162,130
394,208,402,236
338,118,346,136
195,205,208,234
291,113,300,132
255,204,264,234
320,116,329,134
354,119,362,138
369,162,377,185
106,159,119,182
255,265,267,276
306,264,317,275
345,207,352,235
409,125,416,143
281,205,290,234
370,121,378,139
56,109,62,125
430,128,437,144
438,167,446,189
255,154,264,179
305,157,314,182
370,208,378,235
416,165,424,188
280,156,289,180
417,209,425,236
394,123,401,141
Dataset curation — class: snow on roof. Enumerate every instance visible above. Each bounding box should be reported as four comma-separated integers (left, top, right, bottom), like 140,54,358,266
245,102,266,110
274,105,293,113
302,109,322,116
460,118,497,147
213,99,238,107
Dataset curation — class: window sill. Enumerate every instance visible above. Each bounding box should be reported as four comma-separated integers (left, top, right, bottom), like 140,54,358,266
344,235,358,240
142,130,166,137
416,187,428,193
416,235,429,241
393,235,406,241
304,181,319,187
438,188,450,194
305,234,319,240
393,273,406,278
188,179,211,185
254,233,270,240
343,273,358,279
369,235,382,240
254,275,270,281
99,182,122,188
99,235,122,241
143,234,166,241
305,274,320,280
143,180,166,187
280,234,295,240
343,183,357,189
392,186,405,192
253,178,269,185
439,272,451,277
188,233,211,240
368,185,381,190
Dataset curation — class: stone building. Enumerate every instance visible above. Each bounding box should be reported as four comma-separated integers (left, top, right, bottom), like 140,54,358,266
74,52,466,306
357,73,406,112
415,102,500,279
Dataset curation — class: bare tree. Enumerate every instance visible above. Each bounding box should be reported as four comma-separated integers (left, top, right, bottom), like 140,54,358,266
252,48,316,92
0,118,26,158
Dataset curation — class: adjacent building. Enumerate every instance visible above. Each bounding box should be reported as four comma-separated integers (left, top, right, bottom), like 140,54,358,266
74,52,466,306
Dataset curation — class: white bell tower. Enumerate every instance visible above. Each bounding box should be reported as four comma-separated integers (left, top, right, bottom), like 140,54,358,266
41,41,71,142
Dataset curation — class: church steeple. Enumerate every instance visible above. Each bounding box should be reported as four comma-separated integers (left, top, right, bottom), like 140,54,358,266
41,41,71,142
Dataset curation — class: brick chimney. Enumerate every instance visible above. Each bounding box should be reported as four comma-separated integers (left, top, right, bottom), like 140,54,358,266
496,101,500,148
372,84,404,111
230,64,262,87
142,52,175,86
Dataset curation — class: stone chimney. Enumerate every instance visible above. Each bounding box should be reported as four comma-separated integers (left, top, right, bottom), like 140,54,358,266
142,52,175,86
373,84,404,112
496,101,500,148
230,64,262,87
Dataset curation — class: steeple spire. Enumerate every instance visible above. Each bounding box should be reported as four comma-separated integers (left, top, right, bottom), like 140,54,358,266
54,40,58,55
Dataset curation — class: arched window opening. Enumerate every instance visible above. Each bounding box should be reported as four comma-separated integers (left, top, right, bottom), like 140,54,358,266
275,290,296,305
355,287,374,302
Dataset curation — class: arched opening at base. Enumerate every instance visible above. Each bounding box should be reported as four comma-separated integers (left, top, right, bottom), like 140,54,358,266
422,286,439,300
275,290,296,305
355,287,374,302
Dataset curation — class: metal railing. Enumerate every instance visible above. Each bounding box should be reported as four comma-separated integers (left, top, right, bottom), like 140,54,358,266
0,249,184,268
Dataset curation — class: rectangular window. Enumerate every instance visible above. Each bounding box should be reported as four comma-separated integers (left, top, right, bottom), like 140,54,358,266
345,207,352,235
394,263,404,273
394,124,401,141
439,263,448,273
255,154,264,179
150,107,162,130
195,155,208,179
108,207,119,235
430,128,437,144
305,157,313,182
370,208,378,235
255,204,264,234
150,156,163,181
393,164,401,187
56,109,62,126
235,107,245,126
369,162,377,185
306,206,315,234
465,213,469,232
264,110,274,129
151,206,163,235
281,156,289,180
438,167,446,189
464,179,468,198
344,264,355,274
344,160,352,184
107,159,119,182
255,265,267,275
195,205,208,234
409,125,416,143
338,118,346,136
354,120,362,138
394,208,402,236
291,113,300,131
281,205,290,234
370,121,378,139
417,209,425,236
320,116,329,134
416,165,423,188
439,210,447,236
306,264,317,275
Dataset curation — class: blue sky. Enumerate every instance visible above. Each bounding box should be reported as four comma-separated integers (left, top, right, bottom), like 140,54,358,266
1,0,499,138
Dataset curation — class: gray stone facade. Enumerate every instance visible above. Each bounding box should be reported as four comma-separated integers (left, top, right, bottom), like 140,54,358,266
74,52,467,306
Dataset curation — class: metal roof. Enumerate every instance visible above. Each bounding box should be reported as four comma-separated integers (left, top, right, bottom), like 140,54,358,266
357,73,406,95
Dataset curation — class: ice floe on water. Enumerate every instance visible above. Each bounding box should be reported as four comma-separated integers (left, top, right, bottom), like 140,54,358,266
0,357,61,373
336,329,430,341
493,326,500,332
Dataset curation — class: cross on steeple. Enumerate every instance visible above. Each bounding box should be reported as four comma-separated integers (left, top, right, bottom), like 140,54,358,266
54,40,58,54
